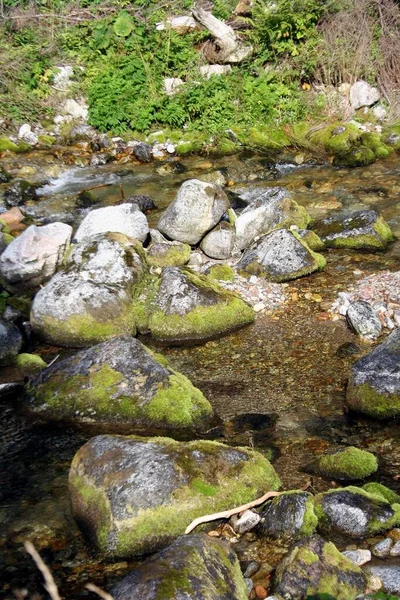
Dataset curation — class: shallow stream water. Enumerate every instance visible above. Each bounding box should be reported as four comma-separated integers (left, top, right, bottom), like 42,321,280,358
1,149,400,598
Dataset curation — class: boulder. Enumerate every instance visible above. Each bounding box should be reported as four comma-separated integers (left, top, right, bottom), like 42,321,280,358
313,210,393,250
157,179,229,245
31,233,146,346
147,232,191,267
4,179,38,208
0,318,22,366
134,266,254,343
314,486,400,538
200,221,236,259
61,98,88,120
69,434,280,557
346,328,400,418
26,335,211,430
234,187,311,251
346,300,382,340
124,195,156,212
111,534,248,600
273,534,366,600
365,565,400,595
0,223,72,293
350,81,380,110
306,447,378,481
333,146,376,167
17,124,38,146
258,491,318,541
75,204,149,244
238,229,326,282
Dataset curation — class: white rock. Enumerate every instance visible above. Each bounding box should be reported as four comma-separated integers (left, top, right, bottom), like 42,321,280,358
372,538,393,557
350,81,380,110
61,99,88,120
156,15,197,32
18,123,38,145
199,65,232,79
231,509,261,534
372,105,387,121
75,204,149,243
253,302,265,313
390,541,400,557
53,65,74,91
18,124,32,138
166,143,176,154
200,222,235,259
164,78,184,96
338,83,351,95
342,549,371,566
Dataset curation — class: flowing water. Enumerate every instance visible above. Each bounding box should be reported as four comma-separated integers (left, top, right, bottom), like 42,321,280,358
1,148,400,598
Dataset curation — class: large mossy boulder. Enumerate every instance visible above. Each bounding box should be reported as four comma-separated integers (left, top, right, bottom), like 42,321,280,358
306,447,378,481
346,329,400,419
314,486,400,539
313,209,394,250
31,233,146,347
258,491,318,541
273,534,366,600
133,266,254,344
158,179,229,245
26,335,212,431
75,203,149,243
111,534,248,600
69,434,281,557
238,228,326,282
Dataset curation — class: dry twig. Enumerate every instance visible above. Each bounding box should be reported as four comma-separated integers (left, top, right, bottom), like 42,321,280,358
24,541,62,600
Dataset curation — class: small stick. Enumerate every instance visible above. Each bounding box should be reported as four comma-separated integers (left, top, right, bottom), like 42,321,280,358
185,490,281,534
119,184,125,201
46,354,60,369
24,541,62,600
85,583,114,600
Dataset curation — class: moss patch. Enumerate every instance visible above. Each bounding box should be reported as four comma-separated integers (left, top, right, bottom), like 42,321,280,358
206,264,235,282
346,379,400,419
147,243,191,268
0,138,19,152
69,473,112,550
13,353,47,374
363,483,400,505
312,447,378,480
131,272,161,334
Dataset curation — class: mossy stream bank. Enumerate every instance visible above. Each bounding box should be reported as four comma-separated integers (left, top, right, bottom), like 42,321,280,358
2,149,400,597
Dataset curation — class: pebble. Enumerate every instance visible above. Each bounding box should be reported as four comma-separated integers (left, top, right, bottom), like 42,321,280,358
390,541,400,557
342,549,371,566
255,585,268,599
372,538,393,558
244,561,260,578
231,510,261,534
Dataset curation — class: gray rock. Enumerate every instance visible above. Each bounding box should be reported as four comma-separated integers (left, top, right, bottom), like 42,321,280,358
133,143,153,163
234,187,310,250
53,65,74,91
274,534,366,600
312,209,393,250
164,77,184,95
4,179,38,208
111,534,248,600
390,540,400,556
69,434,280,557
314,487,400,538
372,538,393,557
238,228,325,282
124,195,156,212
200,221,236,259
342,549,371,566
26,335,211,430
0,223,72,293
365,566,400,595
346,301,382,340
61,98,88,120
258,491,317,540
231,509,261,534
0,318,22,366
75,204,149,243
350,81,380,110
199,64,232,78
158,179,229,245
347,328,400,418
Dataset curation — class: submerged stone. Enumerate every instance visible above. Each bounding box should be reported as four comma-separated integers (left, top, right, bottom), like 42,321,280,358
4,179,38,208
306,446,378,480
313,209,393,250
346,328,400,418
26,335,212,430
258,491,318,540
273,534,366,600
238,228,326,282
111,534,248,600
69,434,280,557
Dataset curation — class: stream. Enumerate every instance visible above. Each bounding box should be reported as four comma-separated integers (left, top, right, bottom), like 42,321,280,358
1,148,400,598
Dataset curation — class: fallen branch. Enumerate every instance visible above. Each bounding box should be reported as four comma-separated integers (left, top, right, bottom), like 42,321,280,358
85,583,114,600
25,541,62,600
185,490,281,534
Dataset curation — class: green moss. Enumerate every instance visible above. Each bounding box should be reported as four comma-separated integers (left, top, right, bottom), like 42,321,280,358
299,230,325,252
360,132,392,159
315,447,378,480
7,295,31,315
300,496,319,536
37,134,56,147
363,483,400,505
0,138,19,152
245,125,290,149
0,219,11,235
206,264,235,282
208,138,240,156
191,478,217,496
131,272,160,334
13,353,47,373
69,473,111,550
300,548,320,565
309,123,362,156
346,379,400,419
147,243,191,267
2,233,15,245
320,215,393,251
333,147,376,167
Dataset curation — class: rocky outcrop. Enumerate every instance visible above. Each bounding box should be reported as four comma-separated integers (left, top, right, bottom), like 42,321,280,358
26,335,212,430
69,434,280,556
111,534,248,600
75,204,149,243
0,223,72,293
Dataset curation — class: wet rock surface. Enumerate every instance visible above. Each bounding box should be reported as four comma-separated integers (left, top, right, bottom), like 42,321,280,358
0,318,22,366
4,179,38,207
313,209,393,250
258,491,317,541
346,300,382,339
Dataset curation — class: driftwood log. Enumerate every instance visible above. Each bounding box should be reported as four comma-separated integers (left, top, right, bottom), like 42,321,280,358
192,5,253,63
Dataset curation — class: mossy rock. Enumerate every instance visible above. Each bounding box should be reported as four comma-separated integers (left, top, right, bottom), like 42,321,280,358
258,490,318,540
0,166,11,183
307,447,378,480
297,230,326,252
309,123,362,156
244,125,291,150
333,147,376,167
205,264,235,282
274,534,366,600
69,434,280,557
363,483,400,505
14,353,47,375
147,241,191,267
37,134,56,147
0,138,19,152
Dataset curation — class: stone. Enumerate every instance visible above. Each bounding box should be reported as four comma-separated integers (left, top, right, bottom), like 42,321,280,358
0,223,72,293
313,209,393,250
53,65,74,90
314,486,400,538
61,98,88,120
273,534,366,600
31,233,146,346
158,179,229,245
135,266,254,343
26,335,212,430
147,239,191,267
69,434,280,557
258,491,318,540
346,329,400,418
124,195,156,212
238,229,326,282
156,15,198,33
306,446,378,481
346,301,382,340
133,142,153,163
18,124,38,145
350,81,380,110
372,538,393,557
0,318,22,366
341,549,371,566
75,204,149,244
0,232,6,254
373,105,387,120
0,166,11,183
234,187,311,251
200,221,236,259
390,541,400,556
111,534,248,600
4,179,38,208
231,509,261,534
199,64,232,78
164,77,184,95
365,566,400,595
